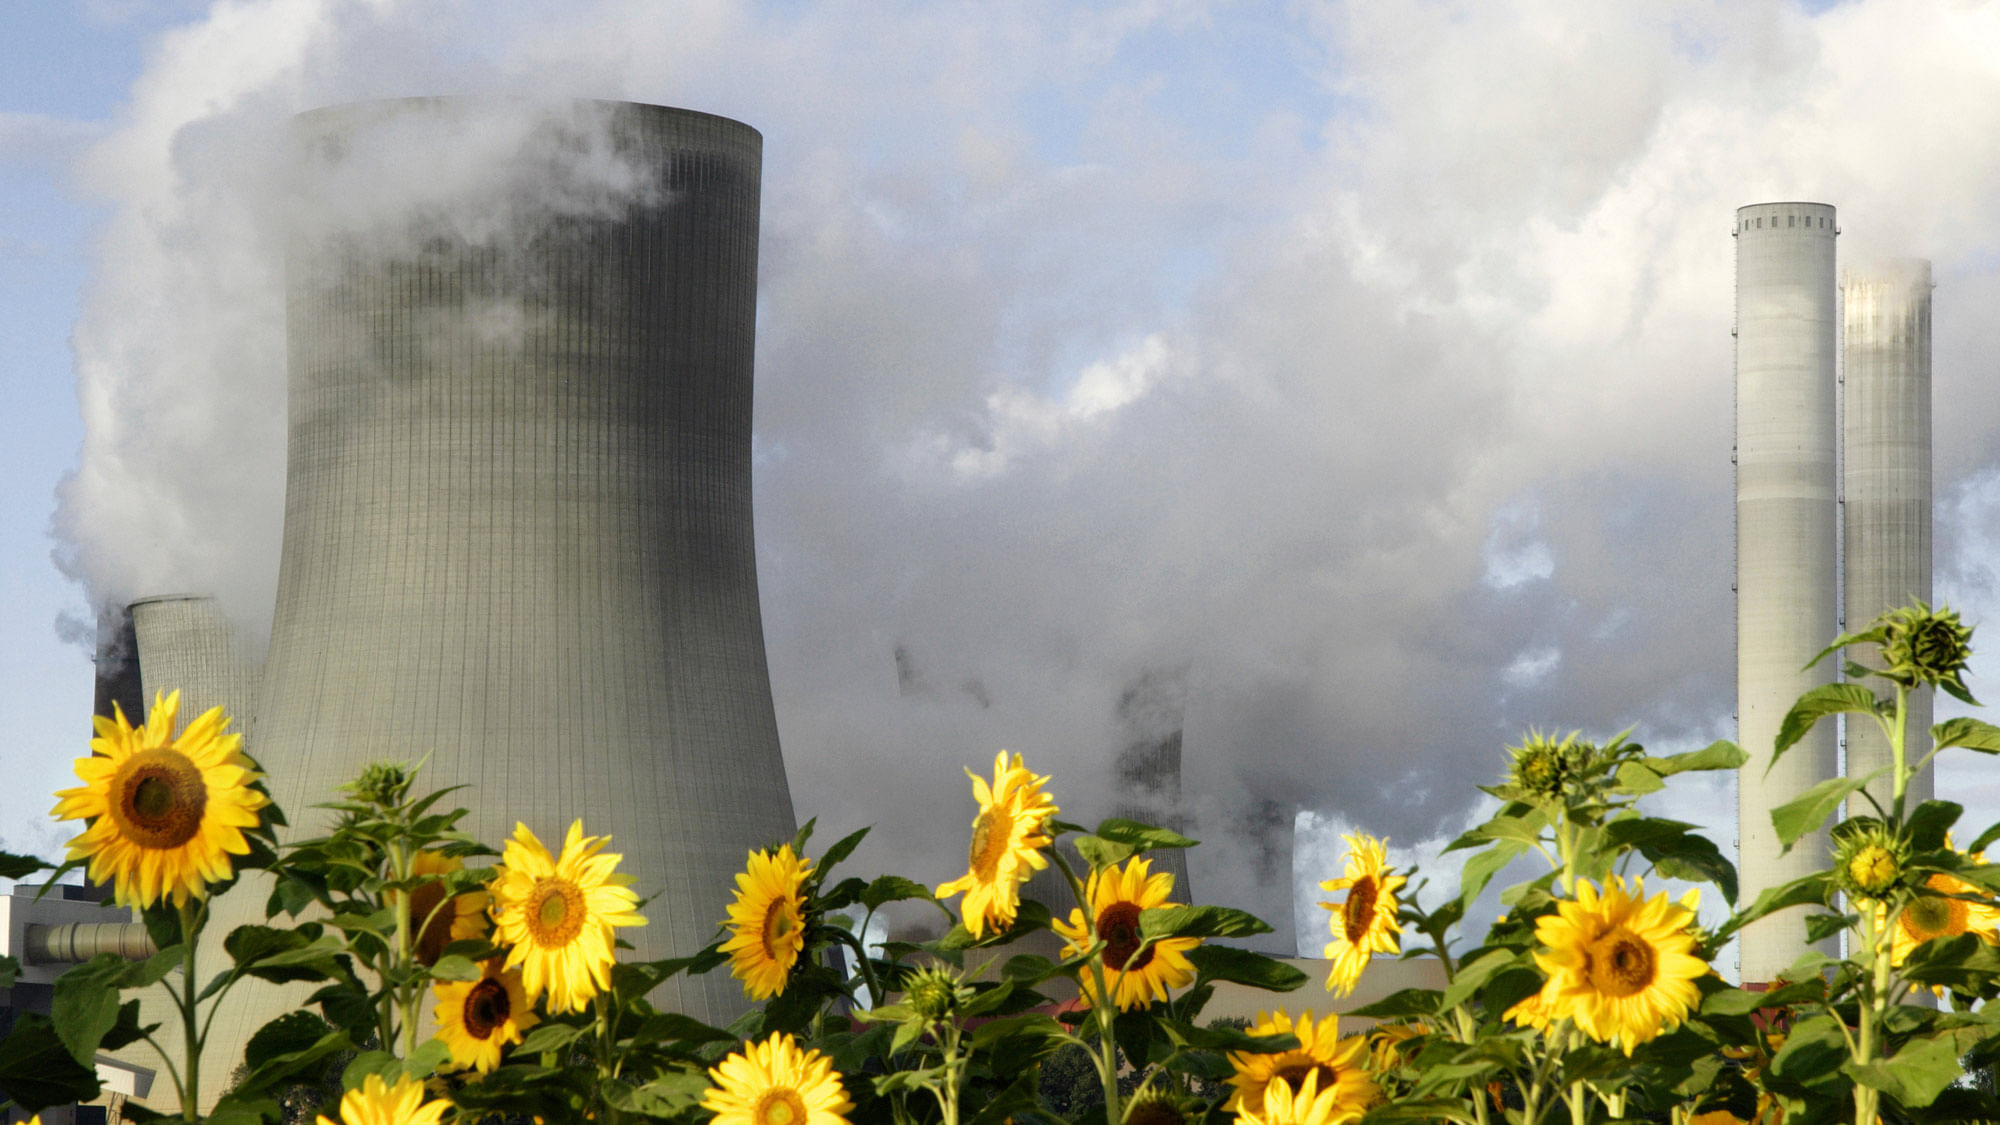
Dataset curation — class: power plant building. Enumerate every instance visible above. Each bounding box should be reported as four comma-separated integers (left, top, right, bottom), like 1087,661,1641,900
1734,202,1841,984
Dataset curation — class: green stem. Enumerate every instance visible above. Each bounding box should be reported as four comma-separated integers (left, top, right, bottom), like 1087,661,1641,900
932,1021,963,1125
178,899,201,1122
388,837,418,1057
1891,682,1911,825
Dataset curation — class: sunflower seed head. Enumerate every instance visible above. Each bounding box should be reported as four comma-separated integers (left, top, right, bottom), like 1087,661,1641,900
1879,603,1974,693
1833,823,1909,901
906,966,963,1020
344,760,414,809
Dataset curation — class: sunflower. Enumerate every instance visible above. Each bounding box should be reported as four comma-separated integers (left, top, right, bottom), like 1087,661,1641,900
1319,833,1406,996
52,691,269,909
433,956,537,1074
314,1072,449,1125
703,1031,853,1125
1503,987,1555,1034
489,820,646,1014
403,849,490,966
1888,847,2000,969
720,844,813,1000
935,751,1058,938
1052,856,1199,1010
1224,1010,1377,1116
1530,876,1707,1054
1236,1069,1363,1125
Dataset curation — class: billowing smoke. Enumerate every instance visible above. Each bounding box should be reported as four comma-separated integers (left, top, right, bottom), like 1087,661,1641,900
36,1,2000,948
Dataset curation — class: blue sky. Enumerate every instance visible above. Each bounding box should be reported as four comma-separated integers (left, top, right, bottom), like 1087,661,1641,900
7,1,2000,965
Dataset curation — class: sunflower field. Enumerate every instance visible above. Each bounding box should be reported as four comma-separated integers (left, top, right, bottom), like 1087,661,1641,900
4,602,2000,1125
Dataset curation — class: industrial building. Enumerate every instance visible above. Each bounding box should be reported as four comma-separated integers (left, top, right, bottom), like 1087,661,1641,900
1733,203,1935,983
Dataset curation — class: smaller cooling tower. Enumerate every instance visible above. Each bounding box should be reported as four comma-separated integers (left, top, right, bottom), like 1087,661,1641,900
129,594,260,728
1841,261,1933,817
1734,202,1840,984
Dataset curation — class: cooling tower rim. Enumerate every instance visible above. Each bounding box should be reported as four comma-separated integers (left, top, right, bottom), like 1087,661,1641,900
1735,200,1836,213
291,96,762,144
127,592,214,608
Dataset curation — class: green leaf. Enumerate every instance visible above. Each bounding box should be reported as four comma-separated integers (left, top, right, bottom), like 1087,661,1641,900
50,954,125,1064
341,1050,401,1091
1347,988,1442,1020
513,1021,585,1055
0,1013,100,1111
1614,762,1666,795
224,924,344,983
815,826,871,875
1139,905,1271,940
1647,740,1750,776
1072,834,1138,870
1846,1029,1976,1108
1772,683,1881,767
1699,978,1822,1016
1438,948,1518,1011
429,953,481,982
0,955,15,990
244,1011,333,1072
1186,945,1307,992
1635,829,1739,904
1803,624,1893,674
1766,1014,1851,1098
98,999,153,1054
861,875,934,911
1457,839,1529,910
0,850,49,880
1770,769,1887,849
1932,717,2000,754
1714,872,1831,941
1094,818,1196,851
1906,800,1964,851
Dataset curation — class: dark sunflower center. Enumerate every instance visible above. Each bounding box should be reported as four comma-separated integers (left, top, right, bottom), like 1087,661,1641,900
1343,876,1379,943
1272,1061,1340,1095
1098,901,1153,972
463,978,510,1040
761,898,800,958
1585,927,1656,998
110,749,208,849
1905,894,1963,941
528,878,586,946
968,809,1006,878
755,1088,808,1125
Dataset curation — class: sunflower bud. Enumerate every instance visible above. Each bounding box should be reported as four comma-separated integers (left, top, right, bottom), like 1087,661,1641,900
1123,1088,1196,1125
344,760,414,809
905,966,963,1021
1506,731,1594,800
1878,603,1974,695
1833,824,1909,901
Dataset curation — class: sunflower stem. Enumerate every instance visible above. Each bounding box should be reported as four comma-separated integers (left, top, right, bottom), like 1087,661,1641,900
177,898,201,1122
388,834,419,1057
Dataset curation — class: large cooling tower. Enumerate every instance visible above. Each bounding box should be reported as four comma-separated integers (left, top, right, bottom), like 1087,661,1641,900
1734,202,1839,984
1842,261,1934,817
254,99,797,1021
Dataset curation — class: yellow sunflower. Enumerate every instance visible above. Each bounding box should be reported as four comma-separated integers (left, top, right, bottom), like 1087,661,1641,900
1319,833,1405,997
1224,1010,1377,1116
720,844,813,1000
1530,876,1707,1054
935,751,1058,938
1503,987,1555,1034
1889,849,2000,968
703,1031,853,1125
314,1072,449,1125
402,849,490,966
489,820,646,1014
52,691,269,909
1052,856,1199,1010
433,956,537,1074
1236,1069,1361,1125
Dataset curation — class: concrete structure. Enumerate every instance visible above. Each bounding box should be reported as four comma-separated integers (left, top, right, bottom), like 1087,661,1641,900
246,98,796,1019
1841,260,1934,816
1734,202,1840,983
129,595,259,728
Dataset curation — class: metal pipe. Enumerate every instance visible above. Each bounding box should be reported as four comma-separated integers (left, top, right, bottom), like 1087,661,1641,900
24,923,157,964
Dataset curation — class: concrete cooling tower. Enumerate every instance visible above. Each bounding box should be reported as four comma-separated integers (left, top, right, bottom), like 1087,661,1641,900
252,98,797,1021
1734,202,1840,984
1842,260,1934,816
129,595,260,725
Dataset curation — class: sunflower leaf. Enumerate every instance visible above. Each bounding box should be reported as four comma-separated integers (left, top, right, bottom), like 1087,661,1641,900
429,953,481,982
1139,905,1271,940
1457,839,1529,912
815,826,872,876
513,1022,584,1055
861,875,935,911
1438,948,1519,1012
1846,1026,1979,1108
1072,834,1138,870
50,953,124,1064
0,850,48,881
1906,800,1964,851
0,1013,99,1111
1094,818,1196,851
1772,684,1882,769
1771,769,1886,850
1645,740,1749,776
1932,717,2000,754
1186,945,1306,992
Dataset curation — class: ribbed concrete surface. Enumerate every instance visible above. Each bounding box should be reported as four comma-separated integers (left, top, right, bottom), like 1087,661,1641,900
1735,202,1839,983
131,594,260,728
1842,260,1933,818
252,99,796,1022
